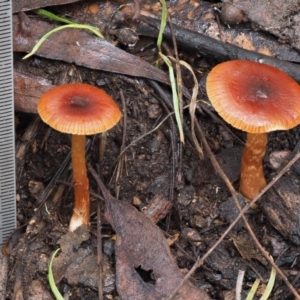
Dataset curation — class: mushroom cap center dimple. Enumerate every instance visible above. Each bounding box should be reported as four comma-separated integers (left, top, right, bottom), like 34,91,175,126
237,75,275,103
252,85,269,100
69,97,91,108
232,77,275,105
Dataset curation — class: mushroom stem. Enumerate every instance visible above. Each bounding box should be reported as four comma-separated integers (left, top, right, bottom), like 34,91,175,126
69,134,90,231
239,133,267,200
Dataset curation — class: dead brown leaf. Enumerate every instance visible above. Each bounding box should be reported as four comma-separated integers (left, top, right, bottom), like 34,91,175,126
93,171,211,300
13,15,169,84
232,234,267,265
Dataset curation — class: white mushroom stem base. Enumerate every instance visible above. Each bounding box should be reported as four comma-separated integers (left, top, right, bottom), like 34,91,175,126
239,132,267,200
69,134,90,232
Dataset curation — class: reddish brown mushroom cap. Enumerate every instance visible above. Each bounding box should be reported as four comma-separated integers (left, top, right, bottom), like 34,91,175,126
38,83,121,135
206,60,300,133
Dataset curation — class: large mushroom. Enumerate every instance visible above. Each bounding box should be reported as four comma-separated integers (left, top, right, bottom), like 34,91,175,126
38,83,121,231
206,60,300,199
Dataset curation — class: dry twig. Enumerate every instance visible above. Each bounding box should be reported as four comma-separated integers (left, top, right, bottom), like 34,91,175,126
167,121,300,300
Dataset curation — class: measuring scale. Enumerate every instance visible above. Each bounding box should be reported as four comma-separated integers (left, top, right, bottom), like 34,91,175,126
0,0,16,247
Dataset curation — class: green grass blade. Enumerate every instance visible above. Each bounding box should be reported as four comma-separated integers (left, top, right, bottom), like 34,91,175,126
260,267,276,300
157,0,168,52
48,248,64,300
156,0,184,142
160,53,184,142
246,278,260,300
34,9,76,25
23,23,104,59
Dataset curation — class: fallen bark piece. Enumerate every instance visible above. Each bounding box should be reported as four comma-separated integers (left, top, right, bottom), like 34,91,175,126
94,173,211,300
13,0,82,13
142,194,173,224
260,173,300,245
232,0,300,52
13,16,169,84
166,0,300,62
14,71,55,113
16,116,41,187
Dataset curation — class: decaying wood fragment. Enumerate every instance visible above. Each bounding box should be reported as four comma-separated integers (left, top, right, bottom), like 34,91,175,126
142,194,173,224
14,71,55,113
16,116,41,187
260,173,300,245
231,0,300,51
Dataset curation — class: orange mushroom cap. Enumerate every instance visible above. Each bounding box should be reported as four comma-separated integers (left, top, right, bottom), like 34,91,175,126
38,83,121,135
206,60,300,133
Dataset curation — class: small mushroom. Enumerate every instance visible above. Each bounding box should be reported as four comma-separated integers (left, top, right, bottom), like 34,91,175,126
38,83,121,231
206,60,300,199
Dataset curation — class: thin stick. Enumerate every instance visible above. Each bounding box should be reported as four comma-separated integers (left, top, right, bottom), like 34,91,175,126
236,270,245,300
115,90,127,199
95,162,103,300
99,131,107,163
167,12,183,132
167,122,300,300
97,201,103,300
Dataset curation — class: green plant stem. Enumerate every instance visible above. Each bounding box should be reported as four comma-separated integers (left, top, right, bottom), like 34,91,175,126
160,53,184,142
246,279,260,300
23,24,104,59
23,9,104,60
156,0,184,142
48,248,64,300
34,9,76,24
260,267,276,300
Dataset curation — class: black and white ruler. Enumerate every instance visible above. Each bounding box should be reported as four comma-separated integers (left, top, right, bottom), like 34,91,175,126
0,0,16,246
